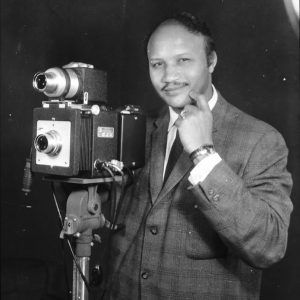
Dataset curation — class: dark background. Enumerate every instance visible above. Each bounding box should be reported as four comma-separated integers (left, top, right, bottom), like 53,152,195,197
1,0,299,299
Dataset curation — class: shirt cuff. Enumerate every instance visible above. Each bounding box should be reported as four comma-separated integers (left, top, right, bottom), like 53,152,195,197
188,153,222,185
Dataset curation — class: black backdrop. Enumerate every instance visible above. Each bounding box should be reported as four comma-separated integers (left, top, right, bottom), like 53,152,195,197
1,0,299,299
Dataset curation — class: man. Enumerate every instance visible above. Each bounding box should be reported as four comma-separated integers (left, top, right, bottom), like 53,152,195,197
105,12,293,299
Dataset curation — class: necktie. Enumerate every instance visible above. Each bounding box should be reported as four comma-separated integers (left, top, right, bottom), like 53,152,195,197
163,130,183,184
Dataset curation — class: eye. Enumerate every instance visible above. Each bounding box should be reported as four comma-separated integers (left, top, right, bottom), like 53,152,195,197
150,61,163,69
178,58,191,64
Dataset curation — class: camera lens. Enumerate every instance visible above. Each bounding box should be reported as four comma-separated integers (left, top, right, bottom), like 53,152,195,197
36,135,48,151
35,74,47,90
32,67,80,98
34,131,62,156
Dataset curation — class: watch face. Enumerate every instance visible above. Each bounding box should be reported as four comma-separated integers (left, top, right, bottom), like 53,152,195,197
202,145,215,153
199,149,208,155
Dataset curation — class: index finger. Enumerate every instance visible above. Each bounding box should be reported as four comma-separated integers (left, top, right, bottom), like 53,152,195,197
189,91,210,111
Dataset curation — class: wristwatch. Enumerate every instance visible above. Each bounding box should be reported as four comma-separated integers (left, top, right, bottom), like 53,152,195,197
189,144,215,163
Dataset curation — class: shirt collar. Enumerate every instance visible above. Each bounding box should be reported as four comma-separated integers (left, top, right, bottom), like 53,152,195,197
168,84,218,131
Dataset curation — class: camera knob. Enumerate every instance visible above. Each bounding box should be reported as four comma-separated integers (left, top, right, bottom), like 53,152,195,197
91,105,100,115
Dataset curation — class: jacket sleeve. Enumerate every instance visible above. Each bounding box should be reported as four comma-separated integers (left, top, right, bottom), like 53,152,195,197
190,129,293,268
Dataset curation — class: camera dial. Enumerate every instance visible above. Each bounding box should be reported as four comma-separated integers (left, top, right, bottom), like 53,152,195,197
34,130,62,156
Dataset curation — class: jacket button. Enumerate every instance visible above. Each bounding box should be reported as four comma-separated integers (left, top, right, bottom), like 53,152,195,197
208,189,214,195
150,226,158,235
141,272,149,279
213,194,220,201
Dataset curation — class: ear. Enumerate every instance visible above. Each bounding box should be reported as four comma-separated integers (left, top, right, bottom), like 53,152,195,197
208,51,217,73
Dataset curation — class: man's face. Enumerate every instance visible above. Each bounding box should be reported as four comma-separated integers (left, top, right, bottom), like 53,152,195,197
147,23,216,110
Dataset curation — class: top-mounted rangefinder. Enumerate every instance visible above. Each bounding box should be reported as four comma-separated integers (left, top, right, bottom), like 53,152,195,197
33,64,107,104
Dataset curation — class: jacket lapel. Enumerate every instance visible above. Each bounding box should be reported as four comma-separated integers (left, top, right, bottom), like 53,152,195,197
211,92,232,152
156,151,193,203
149,109,169,203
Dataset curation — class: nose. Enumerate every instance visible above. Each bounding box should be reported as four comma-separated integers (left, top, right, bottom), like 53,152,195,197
162,64,179,83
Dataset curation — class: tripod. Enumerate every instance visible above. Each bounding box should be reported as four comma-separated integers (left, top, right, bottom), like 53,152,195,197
48,176,122,300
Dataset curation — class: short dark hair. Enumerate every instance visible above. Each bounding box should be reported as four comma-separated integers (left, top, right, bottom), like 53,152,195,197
146,12,216,63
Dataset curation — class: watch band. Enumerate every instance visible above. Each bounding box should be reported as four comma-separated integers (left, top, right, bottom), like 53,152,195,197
189,144,215,162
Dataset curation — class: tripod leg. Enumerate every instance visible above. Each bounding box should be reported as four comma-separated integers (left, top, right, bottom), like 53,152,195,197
72,257,90,300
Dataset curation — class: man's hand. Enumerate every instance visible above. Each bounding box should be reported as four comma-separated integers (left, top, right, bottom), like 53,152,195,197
175,91,213,154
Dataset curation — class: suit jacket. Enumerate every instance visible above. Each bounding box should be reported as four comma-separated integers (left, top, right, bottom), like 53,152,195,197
104,93,293,300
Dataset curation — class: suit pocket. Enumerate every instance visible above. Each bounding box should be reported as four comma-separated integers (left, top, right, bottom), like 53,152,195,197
185,211,227,259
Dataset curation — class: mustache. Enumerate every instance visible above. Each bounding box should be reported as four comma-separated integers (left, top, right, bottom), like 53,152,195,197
161,82,188,91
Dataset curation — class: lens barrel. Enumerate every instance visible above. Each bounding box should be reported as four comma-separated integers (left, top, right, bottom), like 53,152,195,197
34,130,62,156
34,74,47,90
32,67,79,98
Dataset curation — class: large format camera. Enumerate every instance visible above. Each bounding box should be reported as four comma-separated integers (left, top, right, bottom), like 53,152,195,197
31,64,146,177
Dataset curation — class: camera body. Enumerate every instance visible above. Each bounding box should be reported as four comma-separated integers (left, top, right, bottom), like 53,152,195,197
31,65,146,177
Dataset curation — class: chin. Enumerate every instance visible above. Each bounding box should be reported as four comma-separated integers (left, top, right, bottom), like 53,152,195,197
164,95,190,109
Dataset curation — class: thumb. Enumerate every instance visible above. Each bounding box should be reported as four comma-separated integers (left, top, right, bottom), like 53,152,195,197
189,91,210,111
